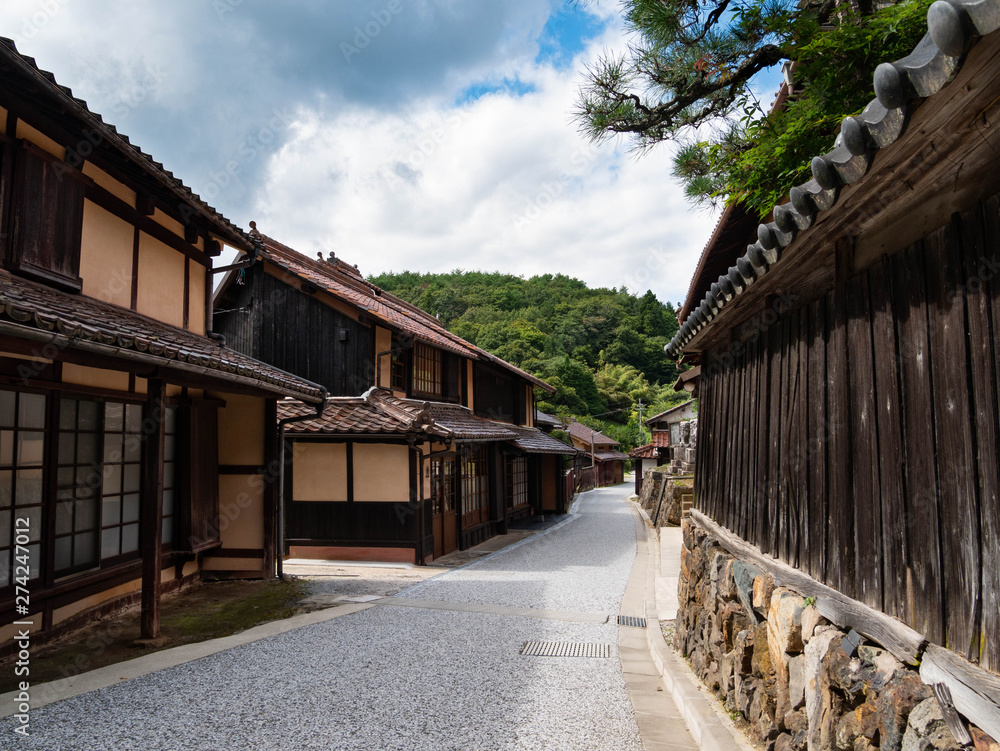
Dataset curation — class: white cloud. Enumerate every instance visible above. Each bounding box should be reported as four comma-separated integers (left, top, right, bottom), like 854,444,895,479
0,1,719,306
249,23,717,306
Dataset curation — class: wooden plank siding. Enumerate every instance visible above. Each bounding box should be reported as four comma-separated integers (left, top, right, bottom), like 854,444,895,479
695,190,1000,669
213,266,373,396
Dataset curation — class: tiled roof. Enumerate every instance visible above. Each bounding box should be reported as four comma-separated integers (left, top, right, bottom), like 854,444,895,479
566,420,619,447
255,237,555,392
534,411,564,430
667,0,1000,356
507,425,579,455
280,388,519,441
0,38,254,252
650,431,671,448
0,271,326,402
593,449,630,462
646,400,695,425
630,443,660,459
385,396,519,440
278,397,411,434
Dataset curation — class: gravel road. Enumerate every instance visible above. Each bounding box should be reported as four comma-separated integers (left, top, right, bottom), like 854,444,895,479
1,485,643,751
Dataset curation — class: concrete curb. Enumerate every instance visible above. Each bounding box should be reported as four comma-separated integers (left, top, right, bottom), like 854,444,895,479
632,503,754,751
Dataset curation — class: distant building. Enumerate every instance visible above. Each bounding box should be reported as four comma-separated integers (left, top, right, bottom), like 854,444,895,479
564,420,628,487
214,235,577,563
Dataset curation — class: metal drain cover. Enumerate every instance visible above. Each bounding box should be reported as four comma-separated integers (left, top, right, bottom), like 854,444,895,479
618,615,647,628
520,641,611,658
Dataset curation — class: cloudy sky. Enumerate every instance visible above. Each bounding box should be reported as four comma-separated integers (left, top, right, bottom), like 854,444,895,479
0,0,741,307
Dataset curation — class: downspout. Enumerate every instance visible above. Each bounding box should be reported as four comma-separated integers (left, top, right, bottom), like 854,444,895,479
275,390,328,578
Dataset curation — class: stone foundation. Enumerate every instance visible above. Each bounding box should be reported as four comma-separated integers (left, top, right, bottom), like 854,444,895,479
638,469,693,526
675,519,999,751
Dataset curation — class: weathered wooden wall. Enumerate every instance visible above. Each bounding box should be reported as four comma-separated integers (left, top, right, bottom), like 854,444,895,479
214,266,373,396
697,193,1000,672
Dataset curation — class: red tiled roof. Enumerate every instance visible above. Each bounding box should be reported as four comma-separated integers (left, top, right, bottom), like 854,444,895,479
566,420,619,447
256,237,555,392
0,271,325,402
280,389,519,441
507,425,579,455
630,443,660,459
650,431,671,448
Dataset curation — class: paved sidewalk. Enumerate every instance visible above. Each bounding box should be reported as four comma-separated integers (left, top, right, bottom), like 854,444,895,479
632,503,755,751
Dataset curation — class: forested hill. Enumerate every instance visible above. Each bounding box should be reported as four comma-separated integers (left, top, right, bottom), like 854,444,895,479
367,270,689,450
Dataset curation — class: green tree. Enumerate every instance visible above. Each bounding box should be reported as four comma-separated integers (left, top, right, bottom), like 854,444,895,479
575,0,932,215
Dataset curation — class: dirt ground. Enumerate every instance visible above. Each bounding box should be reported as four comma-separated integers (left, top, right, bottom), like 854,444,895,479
0,562,444,694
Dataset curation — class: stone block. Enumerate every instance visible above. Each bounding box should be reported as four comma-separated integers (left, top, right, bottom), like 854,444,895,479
801,604,827,643
972,727,1000,751
754,573,776,615
734,560,763,622
784,708,808,734
767,589,805,655
876,671,933,751
788,654,806,710
837,710,862,750
901,697,964,751
805,628,843,751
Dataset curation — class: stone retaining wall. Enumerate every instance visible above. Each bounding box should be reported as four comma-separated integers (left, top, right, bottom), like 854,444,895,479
638,469,692,526
675,518,999,751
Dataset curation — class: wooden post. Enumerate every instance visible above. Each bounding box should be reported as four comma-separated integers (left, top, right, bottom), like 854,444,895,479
140,378,166,639
263,399,278,578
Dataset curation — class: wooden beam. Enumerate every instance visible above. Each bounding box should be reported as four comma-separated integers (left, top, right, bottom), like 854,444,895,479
688,508,926,665
84,182,211,267
140,378,166,639
920,644,1000,743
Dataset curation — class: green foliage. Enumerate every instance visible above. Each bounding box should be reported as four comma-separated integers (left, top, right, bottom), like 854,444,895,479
579,0,932,217
368,269,685,424
678,0,933,215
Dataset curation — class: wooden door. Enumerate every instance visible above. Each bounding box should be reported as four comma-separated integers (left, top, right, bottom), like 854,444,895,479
431,457,458,558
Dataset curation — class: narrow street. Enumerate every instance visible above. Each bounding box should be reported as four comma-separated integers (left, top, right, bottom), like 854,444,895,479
3,486,684,751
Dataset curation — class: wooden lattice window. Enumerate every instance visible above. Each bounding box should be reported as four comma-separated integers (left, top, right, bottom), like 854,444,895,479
0,390,46,586
506,456,528,511
461,444,489,526
412,342,442,397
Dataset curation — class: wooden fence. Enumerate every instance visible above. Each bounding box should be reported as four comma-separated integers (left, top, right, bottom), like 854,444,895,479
696,192,1000,672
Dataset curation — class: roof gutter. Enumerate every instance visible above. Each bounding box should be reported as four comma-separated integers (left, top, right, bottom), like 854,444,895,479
0,320,324,403
275,393,328,579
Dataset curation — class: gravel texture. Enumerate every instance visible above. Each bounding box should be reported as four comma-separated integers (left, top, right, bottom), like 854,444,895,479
1,486,642,750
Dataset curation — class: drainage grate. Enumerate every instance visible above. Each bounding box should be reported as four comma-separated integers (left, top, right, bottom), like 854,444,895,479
520,641,612,658
618,615,647,628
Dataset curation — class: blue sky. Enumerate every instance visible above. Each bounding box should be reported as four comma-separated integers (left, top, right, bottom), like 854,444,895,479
0,0,734,307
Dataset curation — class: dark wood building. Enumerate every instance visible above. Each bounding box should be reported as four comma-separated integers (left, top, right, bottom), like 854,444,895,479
565,420,628,487
215,237,577,563
0,39,325,646
667,17,1000,739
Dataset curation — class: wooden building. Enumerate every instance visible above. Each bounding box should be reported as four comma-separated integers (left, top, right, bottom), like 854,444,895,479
565,420,627,487
0,39,326,644
214,236,577,563
666,12,1000,738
